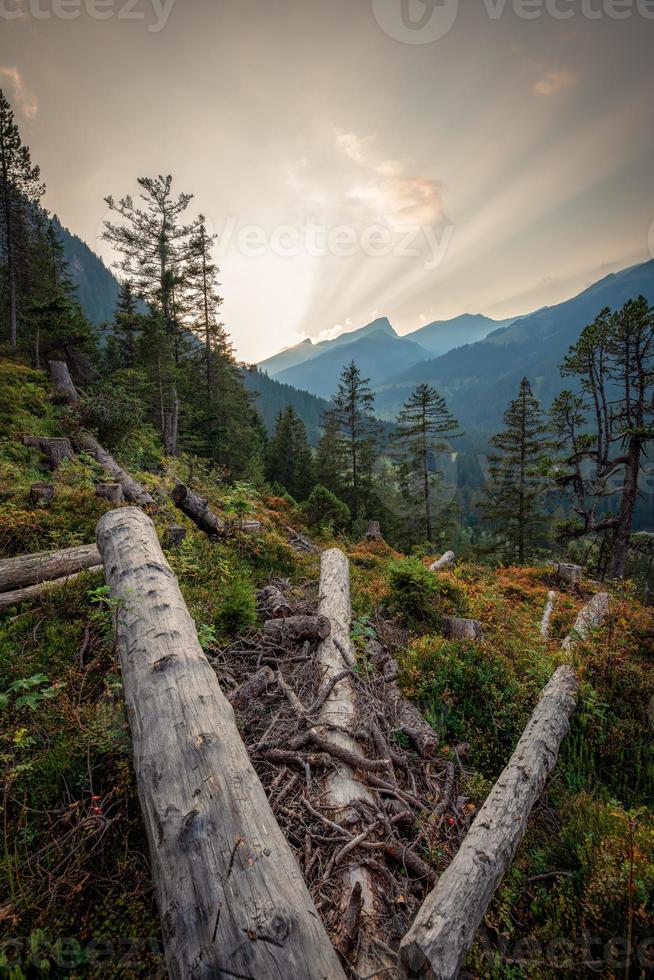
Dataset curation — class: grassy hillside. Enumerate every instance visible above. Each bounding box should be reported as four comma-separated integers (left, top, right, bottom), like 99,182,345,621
0,359,652,977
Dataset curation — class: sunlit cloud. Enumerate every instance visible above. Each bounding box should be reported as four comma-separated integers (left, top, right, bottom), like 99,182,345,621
0,66,38,119
533,69,577,97
336,130,374,164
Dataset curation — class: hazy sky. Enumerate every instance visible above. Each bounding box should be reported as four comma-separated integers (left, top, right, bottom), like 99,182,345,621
2,0,653,360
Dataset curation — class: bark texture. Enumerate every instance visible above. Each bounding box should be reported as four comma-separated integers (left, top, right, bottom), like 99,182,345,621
77,433,156,509
263,615,331,644
96,508,344,980
368,640,439,758
540,591,556,639
162,525,187,549
29,482,55,507
48,359,79,403
441,617,484,642
562,592,610,651
22,436,75,469
365,521,383,541
171,483,223,535
316,548,380,978
227,666,275,709
0,543,101,593
0,566,103,613
429,551,455,572
399,665,579,980
96,483,125,506
554,563,582,588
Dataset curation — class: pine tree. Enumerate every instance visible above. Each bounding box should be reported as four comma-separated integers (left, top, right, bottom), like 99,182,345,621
321,361,379,519
112,281,141,369
481,378,549,563
186,215,224,401
266,406,315,500
0,88,45,348
103,175,196,454
392,383,462,543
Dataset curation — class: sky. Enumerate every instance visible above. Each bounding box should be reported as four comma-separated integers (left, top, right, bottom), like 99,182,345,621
1,0,653,361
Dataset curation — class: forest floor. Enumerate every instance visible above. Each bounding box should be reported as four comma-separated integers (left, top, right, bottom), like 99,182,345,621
0,358,653,978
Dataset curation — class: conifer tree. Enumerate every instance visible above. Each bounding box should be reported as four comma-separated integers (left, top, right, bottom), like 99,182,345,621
393,383,461,543
111,281,141,369
103,175,195,454
186,215,224,401
481,377,549,563
321,361,379,519
266,406,315,500
0,89,45,348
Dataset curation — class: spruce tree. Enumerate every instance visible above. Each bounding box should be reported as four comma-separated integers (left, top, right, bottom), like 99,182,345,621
321,361,379,519
481,378,549,563
266,406,315,500
0,88,45,348
392,383,462,543
186,215,224,401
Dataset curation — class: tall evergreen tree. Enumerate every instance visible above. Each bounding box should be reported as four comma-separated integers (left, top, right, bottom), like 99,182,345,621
186,215,224,401
481,378,549,563
321,361,379,519
552,298,654,578
103,175,196,454
266,406,314,500
0,89,45,348
392,383,461,543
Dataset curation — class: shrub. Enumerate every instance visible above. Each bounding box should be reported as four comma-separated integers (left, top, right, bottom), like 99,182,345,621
301,485,350,533
216,575,257,636
386,556,438,625
79,381,144,446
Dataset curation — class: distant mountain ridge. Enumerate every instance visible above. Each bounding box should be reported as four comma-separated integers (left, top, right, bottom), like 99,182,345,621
408,312,516,358
53,216,120,324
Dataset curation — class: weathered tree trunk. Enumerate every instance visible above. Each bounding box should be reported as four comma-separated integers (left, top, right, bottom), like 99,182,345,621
163,384,179,457
96,483,125,506
606,437,640,580
0,543,101,593
227,666,275,709
365,521,383,541
430,551,455,572
257,584,293,619
554,562,582,588
29,482,55,508
441,617,484,642
48,359,79,404
22,435,75,469
0,566,103,613
368,639,439,758
171,483,223,535
562,592,610,650
540,591,556,639
316,548,383,978
162,525,187,549
399,665,579,980
263,614,331,644
76,433,156,509
95,508,345,980
284,524,321,554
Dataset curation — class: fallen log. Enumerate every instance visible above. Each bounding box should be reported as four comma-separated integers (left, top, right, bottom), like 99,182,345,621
171,482,223,535
562,592,610,651
29,482,55,507
257,583,293,619
430,551,455,572
227,665,275,709
0,565,103,613
77,433,156,509
22,435,75,469
399,665,579,980
368,640,438,758
49,359,80,404
540,590,556,639
95,507,344,980
96,483,124,506
441,616,484,642
316,548,383,978
284,523,321,554
263,614,331,644
0,543,101,593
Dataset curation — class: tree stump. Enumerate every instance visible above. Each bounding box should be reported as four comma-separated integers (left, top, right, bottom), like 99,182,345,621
29,482,55,508
48,359,80,404
365,520,383,541
162,525,187,549
442,616,484,642
77,433,156,509
96,483,124,506
555,562,582,588
22,436,75,469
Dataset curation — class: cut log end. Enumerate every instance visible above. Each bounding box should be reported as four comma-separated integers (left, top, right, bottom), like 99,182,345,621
29,482,55,508
442,616,484,643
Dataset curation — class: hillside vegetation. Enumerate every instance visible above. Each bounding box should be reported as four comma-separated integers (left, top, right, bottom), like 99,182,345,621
0,358,652,978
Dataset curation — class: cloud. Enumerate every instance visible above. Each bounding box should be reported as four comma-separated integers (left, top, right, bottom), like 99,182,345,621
533,69,577,97
336,130,373,164
0,66,38,118
349,170,445,225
